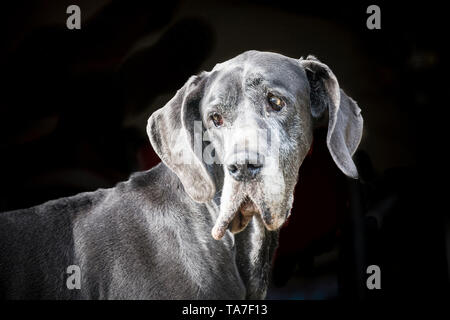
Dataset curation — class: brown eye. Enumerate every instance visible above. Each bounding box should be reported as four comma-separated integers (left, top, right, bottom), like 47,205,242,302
268,93,285,111
210,113,224,127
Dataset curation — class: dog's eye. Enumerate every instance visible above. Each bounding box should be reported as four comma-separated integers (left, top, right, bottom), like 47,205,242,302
268,93,285,111
210,113,224,127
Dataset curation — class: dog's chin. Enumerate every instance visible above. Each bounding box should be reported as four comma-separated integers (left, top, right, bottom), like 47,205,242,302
211,196,287,239
228,197,287,234
228,197,260,234
211,176,291,240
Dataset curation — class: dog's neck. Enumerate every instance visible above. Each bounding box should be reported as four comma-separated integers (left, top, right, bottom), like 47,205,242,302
206,196,278,300
234,217,279,299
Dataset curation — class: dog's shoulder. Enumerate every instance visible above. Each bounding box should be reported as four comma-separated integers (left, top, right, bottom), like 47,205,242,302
115,163,194,216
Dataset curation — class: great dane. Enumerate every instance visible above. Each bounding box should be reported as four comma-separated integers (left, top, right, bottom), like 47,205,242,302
0,51,363,299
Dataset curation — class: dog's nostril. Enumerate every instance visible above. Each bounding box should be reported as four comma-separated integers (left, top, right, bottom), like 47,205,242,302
247,163,263,171
227,161,263,181
227,164,238,174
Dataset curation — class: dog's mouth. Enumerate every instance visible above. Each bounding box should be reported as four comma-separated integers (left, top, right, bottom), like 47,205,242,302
212,195,277,240
228,197,260,234
211,172,290,240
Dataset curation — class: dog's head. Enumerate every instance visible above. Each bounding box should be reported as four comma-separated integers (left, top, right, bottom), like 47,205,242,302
147,51,363,240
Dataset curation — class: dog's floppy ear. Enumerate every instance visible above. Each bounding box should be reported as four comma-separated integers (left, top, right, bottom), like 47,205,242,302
147,73,215,202
300,56,363,179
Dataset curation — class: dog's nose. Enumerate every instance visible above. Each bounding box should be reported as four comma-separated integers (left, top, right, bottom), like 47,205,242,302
227,161,263,181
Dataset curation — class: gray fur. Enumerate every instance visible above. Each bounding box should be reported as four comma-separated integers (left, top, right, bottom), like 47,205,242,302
0,51,363,299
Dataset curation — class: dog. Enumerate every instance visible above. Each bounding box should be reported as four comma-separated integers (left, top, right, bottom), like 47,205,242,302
0,51,363,299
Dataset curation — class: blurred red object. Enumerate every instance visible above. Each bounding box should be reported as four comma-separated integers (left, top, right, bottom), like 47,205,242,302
138,143,161,171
